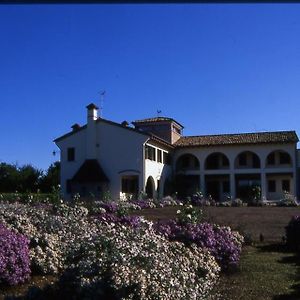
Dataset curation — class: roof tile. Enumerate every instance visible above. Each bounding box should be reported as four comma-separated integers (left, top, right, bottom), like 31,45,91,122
174,131,298,147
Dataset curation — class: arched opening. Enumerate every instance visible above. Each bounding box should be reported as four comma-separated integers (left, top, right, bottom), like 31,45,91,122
266,150,292,167
235,151,261,169
176,154,200,172
145,176,155,199
205,152,230,170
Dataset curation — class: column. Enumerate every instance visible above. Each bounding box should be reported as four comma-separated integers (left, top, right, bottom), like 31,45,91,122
230,173,236,199
261,172,267,201
200,173,205,195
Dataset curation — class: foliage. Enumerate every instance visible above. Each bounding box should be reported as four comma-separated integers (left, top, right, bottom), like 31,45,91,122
0,223,31,285
285,215,300,251
0,161,60,194
39,162,60,193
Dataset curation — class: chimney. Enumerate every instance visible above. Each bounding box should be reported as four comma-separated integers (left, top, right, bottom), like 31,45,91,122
86,103,98,159
71,123,81,131
86,103,99,122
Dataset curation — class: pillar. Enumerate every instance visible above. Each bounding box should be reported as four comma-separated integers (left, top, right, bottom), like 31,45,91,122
230,173,236,199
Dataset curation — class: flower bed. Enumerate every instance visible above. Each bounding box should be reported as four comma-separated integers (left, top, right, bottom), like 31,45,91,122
0,200,222,299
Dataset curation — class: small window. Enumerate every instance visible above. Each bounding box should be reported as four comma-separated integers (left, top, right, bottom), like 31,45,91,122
282,180,290,192
145,145,156,161
239,153,247,166
279,152,291,164
67,147,75,161
268,180,276,193
163,152,171,165
173,126,181,135
157,149,162,163
267,153,275,165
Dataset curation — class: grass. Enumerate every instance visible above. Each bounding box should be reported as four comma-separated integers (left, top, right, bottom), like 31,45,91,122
212,245,300,300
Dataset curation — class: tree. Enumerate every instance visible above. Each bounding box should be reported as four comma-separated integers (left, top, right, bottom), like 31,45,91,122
39,161,60,193
0,163,19,192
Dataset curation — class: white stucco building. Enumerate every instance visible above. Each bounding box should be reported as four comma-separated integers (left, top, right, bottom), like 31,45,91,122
54,103,300,202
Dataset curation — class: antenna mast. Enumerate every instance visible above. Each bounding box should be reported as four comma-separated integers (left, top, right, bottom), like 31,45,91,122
99,90,106,118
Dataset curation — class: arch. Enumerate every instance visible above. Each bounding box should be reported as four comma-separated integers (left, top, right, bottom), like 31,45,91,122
176,153,200,172
145,176,155,199
266,150,292,167
235,151,261,169
205,152,230,170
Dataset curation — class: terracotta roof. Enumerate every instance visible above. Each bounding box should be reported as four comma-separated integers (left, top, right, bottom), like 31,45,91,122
72,159,109,183
174,131,299,148
132,117,184,129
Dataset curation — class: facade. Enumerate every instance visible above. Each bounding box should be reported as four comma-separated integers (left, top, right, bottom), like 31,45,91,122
54,103,299,202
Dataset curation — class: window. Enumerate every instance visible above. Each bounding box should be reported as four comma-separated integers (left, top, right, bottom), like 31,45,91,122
163,152,171,165
267,153,275,165
67,147,75,161
173,126,181,135
282,180,290,192
239,153,247,166
145,145,156,161
279,152,291,164
122,176,138,194
268,180,276,193
157,149,162,163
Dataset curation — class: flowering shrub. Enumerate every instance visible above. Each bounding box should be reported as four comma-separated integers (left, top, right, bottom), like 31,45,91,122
60,221,220,300
0,202,96,275
0,223,31,285
285,215,300,251
154,220,244,270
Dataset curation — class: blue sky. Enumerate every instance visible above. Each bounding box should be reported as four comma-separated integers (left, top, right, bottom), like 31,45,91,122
1,4,300,171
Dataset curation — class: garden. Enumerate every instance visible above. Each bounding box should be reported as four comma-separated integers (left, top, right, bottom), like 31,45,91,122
0,191,300,300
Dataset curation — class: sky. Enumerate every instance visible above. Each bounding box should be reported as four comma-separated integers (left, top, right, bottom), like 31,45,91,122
0,4,300,171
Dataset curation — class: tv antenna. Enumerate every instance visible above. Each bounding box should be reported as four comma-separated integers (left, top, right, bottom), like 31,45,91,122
98,90,106,117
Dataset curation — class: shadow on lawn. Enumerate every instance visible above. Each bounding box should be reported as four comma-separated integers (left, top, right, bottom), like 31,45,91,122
258,244,300,300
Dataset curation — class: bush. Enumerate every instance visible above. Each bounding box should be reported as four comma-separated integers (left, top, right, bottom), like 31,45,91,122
0,223,31,285
153,220,244,270
59,221,220,300
285,215,300,250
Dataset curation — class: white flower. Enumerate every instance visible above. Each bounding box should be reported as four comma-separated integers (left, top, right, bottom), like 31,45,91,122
176,210,181,214
187,214,192,219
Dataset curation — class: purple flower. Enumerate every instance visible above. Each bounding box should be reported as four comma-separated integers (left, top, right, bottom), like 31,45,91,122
0,223,31,285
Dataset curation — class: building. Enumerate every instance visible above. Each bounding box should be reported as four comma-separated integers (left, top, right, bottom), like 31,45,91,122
54,103,299,202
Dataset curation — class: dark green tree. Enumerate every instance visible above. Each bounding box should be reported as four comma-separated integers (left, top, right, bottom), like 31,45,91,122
17,164,43,193
39,161,60,193
0,163,19,192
